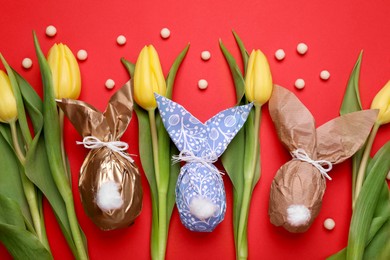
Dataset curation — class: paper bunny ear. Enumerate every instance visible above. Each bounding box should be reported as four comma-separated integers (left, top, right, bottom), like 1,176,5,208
155,94,208,155
103,81,133,139
57,99,109,140
205,103,253,157
269,85,316,156
316,109,378,164
155,94,253,157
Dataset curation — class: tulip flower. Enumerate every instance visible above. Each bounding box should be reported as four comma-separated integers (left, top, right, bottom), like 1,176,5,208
47,43,81,99
47,43,81,183
245,49,273,107
134,45,166,111
34,34,88,260
123,44,189,260
0,70,17,123
370,80,390,125
220,33,272,260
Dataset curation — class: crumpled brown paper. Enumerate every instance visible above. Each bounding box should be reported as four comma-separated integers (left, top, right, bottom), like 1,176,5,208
268,85,378,233
57,81,142,230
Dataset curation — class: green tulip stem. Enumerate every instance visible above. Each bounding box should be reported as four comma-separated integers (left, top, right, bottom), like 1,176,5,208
237,105,261,260
59,109,71,183
148,109,167,260
354,122,380,208
148,109,161,188
9,121,50,251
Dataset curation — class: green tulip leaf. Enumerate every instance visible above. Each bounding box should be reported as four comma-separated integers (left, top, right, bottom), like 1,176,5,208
166,44,190,99
0,127,33,229
219,40,246,104
340,51,363,115
232,30,249,74
363,218,390,259
346,141,390,260
339,52,364,200
0,195,52,260
121,58,135,78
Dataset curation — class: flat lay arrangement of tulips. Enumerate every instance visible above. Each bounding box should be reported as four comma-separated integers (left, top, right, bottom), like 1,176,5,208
0,30,389,260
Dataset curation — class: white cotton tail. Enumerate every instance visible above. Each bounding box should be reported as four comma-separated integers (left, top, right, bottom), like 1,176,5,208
286,204,311,227
96,181,124,212
189,196,218,220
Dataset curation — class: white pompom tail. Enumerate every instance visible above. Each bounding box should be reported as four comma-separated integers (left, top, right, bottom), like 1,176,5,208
286,204,311,227
189,196,218,220
96,181,124,212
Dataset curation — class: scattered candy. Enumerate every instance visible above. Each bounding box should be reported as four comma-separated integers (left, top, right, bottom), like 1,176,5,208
324,218,335,230
198,79,208,90
105,79,115,89
77,50,88,61
46,25,57,37
160,28,171,39
201,51,211,61
294,79,305,89
387,170,390,180
275,49,285,61
297,43,308,55
22,58,33,69
320,70,331,80
116,35,126,45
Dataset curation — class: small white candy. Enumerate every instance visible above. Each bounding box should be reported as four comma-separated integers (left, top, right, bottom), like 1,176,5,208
275,49,285,61
201,51,211,61
46,25,57,37
116,35,126,45
386,170,390,180
198,79,208,90
77,50,88,61
297,43,308,55
105,79,115,89
320,70,331,80
22,58,33,69
160,28,171,39
324,218,336,230
295,78,305,89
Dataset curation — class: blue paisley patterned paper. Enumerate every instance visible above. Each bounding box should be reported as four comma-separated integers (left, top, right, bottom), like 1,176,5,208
155,94,253,232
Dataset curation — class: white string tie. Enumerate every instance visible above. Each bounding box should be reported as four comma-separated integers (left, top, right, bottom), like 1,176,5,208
291,148,332,180
172,150,224,175
76,136,134,163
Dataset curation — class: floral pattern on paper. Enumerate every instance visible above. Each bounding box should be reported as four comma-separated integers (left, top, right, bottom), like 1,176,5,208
155,94,253,232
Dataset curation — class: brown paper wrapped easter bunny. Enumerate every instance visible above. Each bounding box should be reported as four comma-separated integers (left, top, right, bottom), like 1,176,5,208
268,85,378,233
57,81,142,230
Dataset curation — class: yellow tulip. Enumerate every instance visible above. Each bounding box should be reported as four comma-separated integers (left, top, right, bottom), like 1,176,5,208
245,49,273,106
47,43,81,99
134,45,166,111
0,70,17,123
371,80,390,125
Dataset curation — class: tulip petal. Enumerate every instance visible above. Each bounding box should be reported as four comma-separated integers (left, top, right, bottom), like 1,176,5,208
0,70,17,123
371,81,390,125
148,45,166,95
63,45,81,99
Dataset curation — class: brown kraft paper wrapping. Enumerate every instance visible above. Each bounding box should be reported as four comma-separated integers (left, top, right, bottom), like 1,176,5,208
57,81,142,230
268,85,378,233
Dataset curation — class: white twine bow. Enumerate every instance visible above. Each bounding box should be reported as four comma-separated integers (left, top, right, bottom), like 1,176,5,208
172,149,224,175
290,148,332,180
76,136,134,163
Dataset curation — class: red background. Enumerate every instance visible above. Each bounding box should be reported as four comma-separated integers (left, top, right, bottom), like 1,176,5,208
0,0,389,259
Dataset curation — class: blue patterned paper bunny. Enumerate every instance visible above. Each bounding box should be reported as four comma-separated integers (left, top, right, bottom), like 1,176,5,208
155,94,253,232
